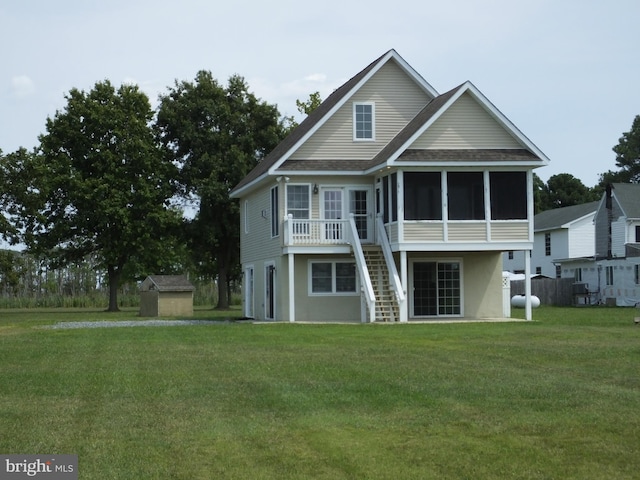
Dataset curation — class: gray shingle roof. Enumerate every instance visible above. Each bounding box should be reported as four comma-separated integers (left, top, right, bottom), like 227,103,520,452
534,201,600,232
141,275,195,292
230,50,394,195
611,183,640,218
395,148,539,163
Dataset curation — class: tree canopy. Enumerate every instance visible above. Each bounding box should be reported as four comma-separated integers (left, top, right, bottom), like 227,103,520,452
5,81,183,311
156,72,286,308
598,115,640,185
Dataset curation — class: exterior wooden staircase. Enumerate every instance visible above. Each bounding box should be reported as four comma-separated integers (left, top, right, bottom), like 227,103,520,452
362,246,400,322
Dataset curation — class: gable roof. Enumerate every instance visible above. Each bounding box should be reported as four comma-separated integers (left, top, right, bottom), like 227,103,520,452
534,201,599,232
140,275,195,292
611,183,640,219
365,81,549,171
230,49,438,197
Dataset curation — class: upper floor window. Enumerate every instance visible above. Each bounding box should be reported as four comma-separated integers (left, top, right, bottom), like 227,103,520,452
545,233,551,256
286,185,310,219
490,172,527,219
448,172,485,220
353,103,374,140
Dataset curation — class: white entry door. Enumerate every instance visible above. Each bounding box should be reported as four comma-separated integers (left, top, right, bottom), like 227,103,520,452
322,189,344,241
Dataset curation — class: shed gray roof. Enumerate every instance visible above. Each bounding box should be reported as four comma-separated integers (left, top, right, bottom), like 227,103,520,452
534,201,599,232
141,275,195,292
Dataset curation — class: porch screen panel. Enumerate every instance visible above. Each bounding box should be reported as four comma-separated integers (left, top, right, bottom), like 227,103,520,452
448,172,485,220
350,190,368,239
490,172,527,220
404,172,442,220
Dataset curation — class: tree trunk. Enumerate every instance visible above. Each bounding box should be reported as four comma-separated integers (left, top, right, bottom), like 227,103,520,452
107,265,121,312
216,263,229,310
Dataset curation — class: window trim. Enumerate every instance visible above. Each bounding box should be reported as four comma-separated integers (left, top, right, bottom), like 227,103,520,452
353,102,375,141
285,184,311,219
308,260,359,296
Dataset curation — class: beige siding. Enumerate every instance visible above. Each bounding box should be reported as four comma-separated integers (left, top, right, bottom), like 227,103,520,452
240,185,282,264
403,223,444,242
293,255,361,322
448,222,487,242
412,92,522,149
386,223,399,244
290,61,431,161
463,252,503,318
490,221,529,241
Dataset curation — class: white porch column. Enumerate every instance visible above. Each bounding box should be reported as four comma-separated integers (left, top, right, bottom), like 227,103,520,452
400,250,408,322
288,253,295,322
525,249,532,321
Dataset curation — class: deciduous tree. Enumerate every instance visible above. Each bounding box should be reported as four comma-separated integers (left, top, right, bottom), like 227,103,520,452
10,81,182,311
156,72,285,309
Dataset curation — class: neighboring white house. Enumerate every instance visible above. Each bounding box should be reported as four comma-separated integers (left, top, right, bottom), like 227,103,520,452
230,49,549,322
503,201,599,278
557,183,640,306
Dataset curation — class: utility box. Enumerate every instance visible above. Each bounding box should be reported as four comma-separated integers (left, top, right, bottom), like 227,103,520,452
139,275,195,317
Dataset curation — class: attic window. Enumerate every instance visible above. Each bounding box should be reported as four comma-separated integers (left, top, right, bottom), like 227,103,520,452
353,103,374,140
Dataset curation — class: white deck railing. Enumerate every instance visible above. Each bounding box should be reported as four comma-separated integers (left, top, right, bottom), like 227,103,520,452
285,215,350,246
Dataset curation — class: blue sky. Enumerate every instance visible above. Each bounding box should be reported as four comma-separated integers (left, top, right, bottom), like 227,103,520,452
2,0,639,188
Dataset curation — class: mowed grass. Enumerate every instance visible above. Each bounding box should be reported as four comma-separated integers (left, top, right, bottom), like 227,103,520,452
0,306,639,479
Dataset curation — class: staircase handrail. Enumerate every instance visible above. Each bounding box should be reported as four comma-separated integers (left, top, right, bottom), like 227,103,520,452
376,215,406,304
348,215,376,322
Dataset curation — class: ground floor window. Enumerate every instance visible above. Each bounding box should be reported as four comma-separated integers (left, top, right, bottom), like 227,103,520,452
412,261,461,317
309,261,357,295
635,264,639,285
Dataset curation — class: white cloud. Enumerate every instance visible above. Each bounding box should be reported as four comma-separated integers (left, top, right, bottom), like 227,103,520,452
11,75,36,98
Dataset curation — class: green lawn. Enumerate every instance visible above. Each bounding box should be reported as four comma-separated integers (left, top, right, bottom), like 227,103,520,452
0,306,638,479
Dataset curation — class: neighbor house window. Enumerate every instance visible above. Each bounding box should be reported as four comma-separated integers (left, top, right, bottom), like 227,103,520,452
490,172,527,219
353,103,374,140
636,225,640,242
404,172,442,220
545,233,551,256
310,261,357,294
508,251,514,260
448,172,485,220
536,267,542,275
605,266,614,286
270,186,279,237
635,265,640,285
574,268,582,282
555,265,561,278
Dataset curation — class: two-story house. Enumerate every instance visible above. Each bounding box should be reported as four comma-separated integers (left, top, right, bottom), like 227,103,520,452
558,183,640,306
503,201,599,278
230,50,549,322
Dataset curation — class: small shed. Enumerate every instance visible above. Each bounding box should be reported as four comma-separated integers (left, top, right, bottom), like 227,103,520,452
139,275,195,317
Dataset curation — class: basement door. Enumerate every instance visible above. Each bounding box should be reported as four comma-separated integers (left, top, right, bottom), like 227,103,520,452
411,261,462,317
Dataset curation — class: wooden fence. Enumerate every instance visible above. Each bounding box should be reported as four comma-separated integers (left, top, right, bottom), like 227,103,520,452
510,277,575,306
